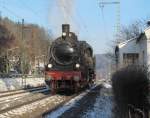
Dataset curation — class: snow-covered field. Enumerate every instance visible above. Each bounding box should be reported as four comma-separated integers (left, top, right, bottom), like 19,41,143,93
0,77,45,91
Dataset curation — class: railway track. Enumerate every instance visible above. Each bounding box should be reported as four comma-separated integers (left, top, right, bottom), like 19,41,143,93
0,91,69,118
0,87,49,114
0,83,103,118
0,86,46,98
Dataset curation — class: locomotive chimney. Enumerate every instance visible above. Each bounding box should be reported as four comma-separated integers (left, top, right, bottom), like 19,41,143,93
62,24,70,37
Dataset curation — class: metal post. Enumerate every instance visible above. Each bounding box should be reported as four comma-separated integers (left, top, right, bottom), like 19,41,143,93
6,50,8,74
21,19,26,88
38,57,40,75
99,0,120,43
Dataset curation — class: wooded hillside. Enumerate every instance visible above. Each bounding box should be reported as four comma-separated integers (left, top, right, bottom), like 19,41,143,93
0,17,52,74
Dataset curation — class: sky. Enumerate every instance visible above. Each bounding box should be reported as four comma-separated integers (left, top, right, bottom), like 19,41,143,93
0,0,150,54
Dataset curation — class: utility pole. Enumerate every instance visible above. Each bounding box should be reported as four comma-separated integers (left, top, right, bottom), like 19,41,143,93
99,0,120,43
21,19,26,88
21,19,24,75
6,50,9,74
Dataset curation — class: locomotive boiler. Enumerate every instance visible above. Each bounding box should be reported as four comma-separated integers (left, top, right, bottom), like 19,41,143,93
45,24,95,93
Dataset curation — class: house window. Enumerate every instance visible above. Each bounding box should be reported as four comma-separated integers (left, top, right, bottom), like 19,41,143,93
123,53,139,65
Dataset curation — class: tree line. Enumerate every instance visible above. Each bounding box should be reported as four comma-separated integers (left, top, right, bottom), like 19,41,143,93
0,17,52,74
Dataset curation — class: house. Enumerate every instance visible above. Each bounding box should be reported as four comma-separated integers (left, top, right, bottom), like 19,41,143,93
115,26,150,67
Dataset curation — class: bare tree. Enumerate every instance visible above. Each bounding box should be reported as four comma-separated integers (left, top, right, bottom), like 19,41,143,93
117,20,146,42
106,20,146,59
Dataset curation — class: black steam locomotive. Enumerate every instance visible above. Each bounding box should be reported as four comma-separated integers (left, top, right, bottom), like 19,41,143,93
45,24,95,93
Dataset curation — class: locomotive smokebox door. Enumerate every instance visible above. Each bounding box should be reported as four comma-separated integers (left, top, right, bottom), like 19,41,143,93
62,24,70,37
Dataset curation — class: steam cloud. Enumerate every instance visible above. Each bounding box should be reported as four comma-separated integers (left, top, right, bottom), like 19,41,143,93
48,0,76,37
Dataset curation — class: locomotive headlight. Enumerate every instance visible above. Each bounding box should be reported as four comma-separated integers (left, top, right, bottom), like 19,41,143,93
62,32,66,37
75,64,80,68
48,64,53,68
69,48,74,53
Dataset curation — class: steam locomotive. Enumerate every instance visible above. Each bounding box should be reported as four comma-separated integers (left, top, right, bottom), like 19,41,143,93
45,24,95,93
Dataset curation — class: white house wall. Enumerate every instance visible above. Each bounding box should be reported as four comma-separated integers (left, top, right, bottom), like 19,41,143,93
138,38,147,65
118,39,139,66
145,28,150,66
118,38,148,66
117,27,150,67
145,27,150,40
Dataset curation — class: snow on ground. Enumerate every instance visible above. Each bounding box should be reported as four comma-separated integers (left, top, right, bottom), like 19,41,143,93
102,82,112,89
82,95,113,118
46,91,88,118
0,95,66,118
46,84,100,118
0,77,45,91
46,83,113,118
82,84,113,118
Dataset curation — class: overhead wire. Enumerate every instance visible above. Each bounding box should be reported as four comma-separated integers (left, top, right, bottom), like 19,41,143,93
58,0,82,35
0,0,22,20
1,0,46,24
1,6,23,20
74,5,92,39
59,0,91,38
19,0,41,18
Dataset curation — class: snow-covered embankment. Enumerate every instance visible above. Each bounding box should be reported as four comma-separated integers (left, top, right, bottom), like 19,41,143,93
0,77,45,91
